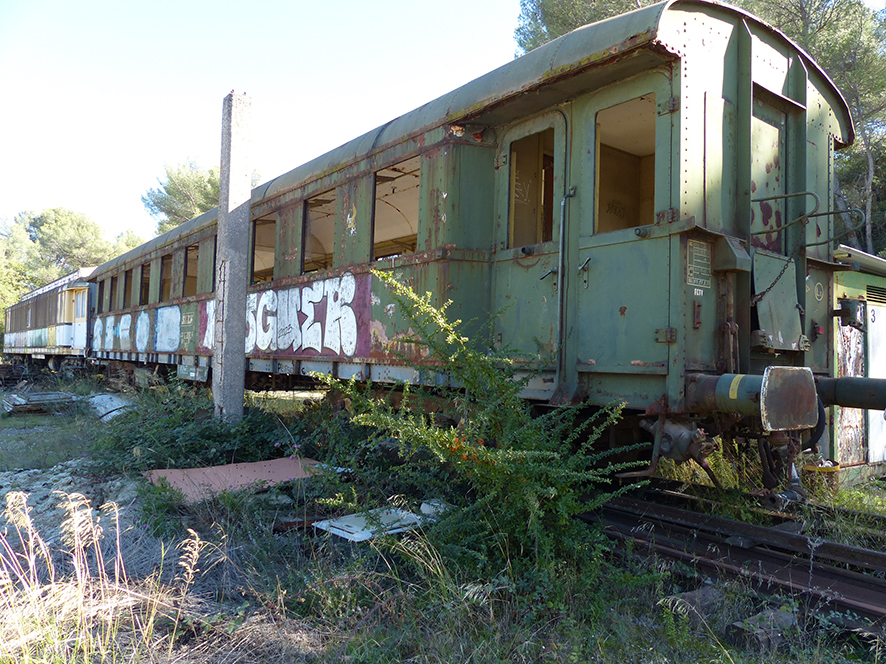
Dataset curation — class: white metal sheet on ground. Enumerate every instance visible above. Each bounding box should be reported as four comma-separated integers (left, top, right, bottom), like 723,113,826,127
313,502,448,542
868,304,886,462
313,508,422,542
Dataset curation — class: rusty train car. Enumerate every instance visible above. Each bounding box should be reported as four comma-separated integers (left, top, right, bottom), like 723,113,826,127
40,0,886,487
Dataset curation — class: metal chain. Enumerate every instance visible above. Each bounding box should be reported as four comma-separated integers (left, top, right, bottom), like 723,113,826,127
750,218,809,306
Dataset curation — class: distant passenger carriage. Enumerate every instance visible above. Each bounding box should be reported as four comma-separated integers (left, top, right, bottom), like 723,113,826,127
59,1,886,486
4,268,95,370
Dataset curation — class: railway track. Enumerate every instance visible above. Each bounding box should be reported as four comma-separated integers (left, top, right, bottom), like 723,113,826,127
643,478,886,549
582,493,886,632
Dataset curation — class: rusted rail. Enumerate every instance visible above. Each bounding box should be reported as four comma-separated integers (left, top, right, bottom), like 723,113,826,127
582,495,886,629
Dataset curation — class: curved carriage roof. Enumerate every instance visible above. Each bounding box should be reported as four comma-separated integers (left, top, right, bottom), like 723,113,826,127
93,0,854,280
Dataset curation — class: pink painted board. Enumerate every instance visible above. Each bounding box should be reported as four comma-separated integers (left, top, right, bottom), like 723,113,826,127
146,457,319,504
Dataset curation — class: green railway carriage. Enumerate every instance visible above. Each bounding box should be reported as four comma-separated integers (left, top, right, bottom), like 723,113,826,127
84,0,884,485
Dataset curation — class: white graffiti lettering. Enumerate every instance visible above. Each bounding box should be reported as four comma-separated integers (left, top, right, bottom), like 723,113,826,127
155,307,181,352
338,273,358,355
257,290,277,351
276,288,301,351
301,282,325,352
93,319,103,351
203,299,215,348
245,293,258,353
118,314,132,349
104,315,115,350
95,273,359,358
135,311,150,353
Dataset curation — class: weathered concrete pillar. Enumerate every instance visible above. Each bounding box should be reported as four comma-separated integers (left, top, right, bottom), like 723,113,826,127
213,92,251,420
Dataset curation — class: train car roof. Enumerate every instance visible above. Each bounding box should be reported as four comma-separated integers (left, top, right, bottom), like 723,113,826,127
92,0,854,281
12,267,94,306
834,245,886,278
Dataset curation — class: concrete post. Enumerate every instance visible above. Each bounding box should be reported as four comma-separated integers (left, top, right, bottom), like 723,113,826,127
213,92,251,420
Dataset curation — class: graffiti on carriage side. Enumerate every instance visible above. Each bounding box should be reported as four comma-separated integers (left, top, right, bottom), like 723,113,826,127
200,272,368,356
93,272,370,358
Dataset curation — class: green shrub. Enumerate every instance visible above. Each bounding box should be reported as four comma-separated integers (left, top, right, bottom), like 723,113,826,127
319,270,632,579
91,379,303,472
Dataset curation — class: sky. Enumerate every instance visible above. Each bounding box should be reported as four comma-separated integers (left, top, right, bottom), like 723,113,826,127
0,0,523,241
1,0,884,243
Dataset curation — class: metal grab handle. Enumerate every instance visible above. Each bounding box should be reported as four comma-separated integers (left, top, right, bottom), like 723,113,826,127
802,208,866,248
540,269,558,281
750,191,820,236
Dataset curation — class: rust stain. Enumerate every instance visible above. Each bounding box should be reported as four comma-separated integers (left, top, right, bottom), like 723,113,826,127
760,202,773,226
645,394,669,416
619,306,628,317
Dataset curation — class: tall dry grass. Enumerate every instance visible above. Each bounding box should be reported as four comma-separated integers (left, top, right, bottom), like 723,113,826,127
0,490,204,663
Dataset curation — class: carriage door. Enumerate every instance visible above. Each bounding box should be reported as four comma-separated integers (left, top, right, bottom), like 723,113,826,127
575,85,673,403
491,114,567,397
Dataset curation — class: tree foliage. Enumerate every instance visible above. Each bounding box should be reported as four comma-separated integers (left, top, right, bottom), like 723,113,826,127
0,209,144,337
515,0,655,53
142,161,221,236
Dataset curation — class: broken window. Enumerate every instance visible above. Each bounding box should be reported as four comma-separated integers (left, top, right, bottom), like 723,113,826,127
303,191,337,273
140,263,151,305
373,156,420,259
509,128,555,247
251,217,276,283
109,276,119,312
123,269,133,308
184,244,199,296
160,254,173,302
595,94,656,233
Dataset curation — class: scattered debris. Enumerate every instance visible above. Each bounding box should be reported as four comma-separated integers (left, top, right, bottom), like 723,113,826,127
145,457,319,504
0,364,27,387
313,500,448,542
86,393,135,421
3,391,77,414
725,607,797,651
273,516,325,533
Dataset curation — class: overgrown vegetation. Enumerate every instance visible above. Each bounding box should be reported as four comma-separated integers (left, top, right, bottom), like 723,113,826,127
4,276,886,661
314,270,629,579
91,381,302,472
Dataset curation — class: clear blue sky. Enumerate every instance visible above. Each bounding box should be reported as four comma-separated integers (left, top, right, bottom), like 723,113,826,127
0,0,522,240
2,0,883,242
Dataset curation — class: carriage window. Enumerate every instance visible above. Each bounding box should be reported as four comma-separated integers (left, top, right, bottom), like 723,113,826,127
184,244,199,296
595,94,656,233
109,276,119,312
97,280,105,314
303,191,337,273
509,128,555,248
373,156,420,259
140,263,151,305
123,270,133,308
252,217,276,283
160,254,173,302
76,290,87,319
